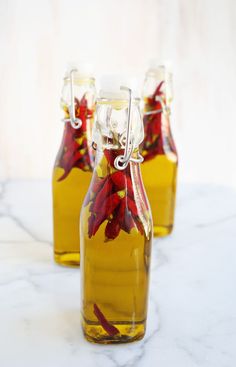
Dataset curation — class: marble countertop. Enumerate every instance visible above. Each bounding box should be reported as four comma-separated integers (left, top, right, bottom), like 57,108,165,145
0,180,236,367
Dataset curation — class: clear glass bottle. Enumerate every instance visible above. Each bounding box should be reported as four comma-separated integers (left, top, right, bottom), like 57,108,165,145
141,64,178,236
80,84,153,344
52,68,96,266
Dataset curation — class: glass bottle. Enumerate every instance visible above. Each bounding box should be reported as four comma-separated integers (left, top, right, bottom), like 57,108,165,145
52,68,96,266
80,84,153,344
141,64,178,236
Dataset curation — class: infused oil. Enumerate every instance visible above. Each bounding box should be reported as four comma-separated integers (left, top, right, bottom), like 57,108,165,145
53,166,92,266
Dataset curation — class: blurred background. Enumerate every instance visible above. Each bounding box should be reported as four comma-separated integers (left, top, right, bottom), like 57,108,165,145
0,0,235,187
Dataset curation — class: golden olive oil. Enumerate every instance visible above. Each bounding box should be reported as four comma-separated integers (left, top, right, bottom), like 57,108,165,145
53,167,92,266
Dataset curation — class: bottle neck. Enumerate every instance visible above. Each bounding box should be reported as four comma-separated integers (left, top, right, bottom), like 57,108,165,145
93,99,143,153
61,76,95,106
61,74,95,130
94,147,141,177
143,66,173,106
141,73,176,160
60,77,95,142
59,85,95,169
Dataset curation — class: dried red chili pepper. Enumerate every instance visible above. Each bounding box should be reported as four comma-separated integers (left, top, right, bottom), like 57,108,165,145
110,171,126,190
122,209,135,233
88,213,96,238
153,81,164,102
89,192,122,237
118,199,135,233
92,176,107,193
105,216,121,240
86,149,145,240
93,304,119,336
104,149,124,167
84,176,106,209
92,179,113,213
117,197,126,220
141,81,165,162
56,95,94,181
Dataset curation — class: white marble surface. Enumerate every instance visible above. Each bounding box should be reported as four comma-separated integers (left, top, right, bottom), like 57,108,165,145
0,180,236,367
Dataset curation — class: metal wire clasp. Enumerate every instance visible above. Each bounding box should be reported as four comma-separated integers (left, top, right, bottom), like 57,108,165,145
144,95,170,116
114,87,143,171
62,69,82,129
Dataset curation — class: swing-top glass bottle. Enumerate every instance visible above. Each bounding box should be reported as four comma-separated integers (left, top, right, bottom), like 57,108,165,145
80,82,153,343
141,63,178,236
52,66,96,266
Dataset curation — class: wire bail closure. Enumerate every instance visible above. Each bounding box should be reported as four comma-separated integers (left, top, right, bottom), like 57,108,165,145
62,69,82,129
114,86,144,171
144,95,170,116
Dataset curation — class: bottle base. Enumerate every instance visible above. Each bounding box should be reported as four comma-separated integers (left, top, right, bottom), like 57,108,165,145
153,224,173,237
54,252,80,267
82,318,146,344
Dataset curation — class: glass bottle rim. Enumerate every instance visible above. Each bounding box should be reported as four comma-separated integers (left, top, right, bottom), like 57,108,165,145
96,97,140,107
63,75,95,85
145,67,172,82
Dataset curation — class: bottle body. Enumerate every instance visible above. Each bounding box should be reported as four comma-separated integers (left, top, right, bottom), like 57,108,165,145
53,74,95,266
141,67,178,236
80,150,152,343
80,97,152,343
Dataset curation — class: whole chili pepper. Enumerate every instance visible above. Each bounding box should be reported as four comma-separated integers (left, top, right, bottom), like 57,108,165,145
110,171,126,190
90,212,107,237
88,213,96,238
118,197,126,221
141,81,166,162
149,81,164,106
104,196,126,240
88,192,123,237
104,149,124,167
91,179,113,213
86,149,145,240
105,216,121,240
84,176,107,209
92,176,107,193
93,304,119,336
121,209,135,233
